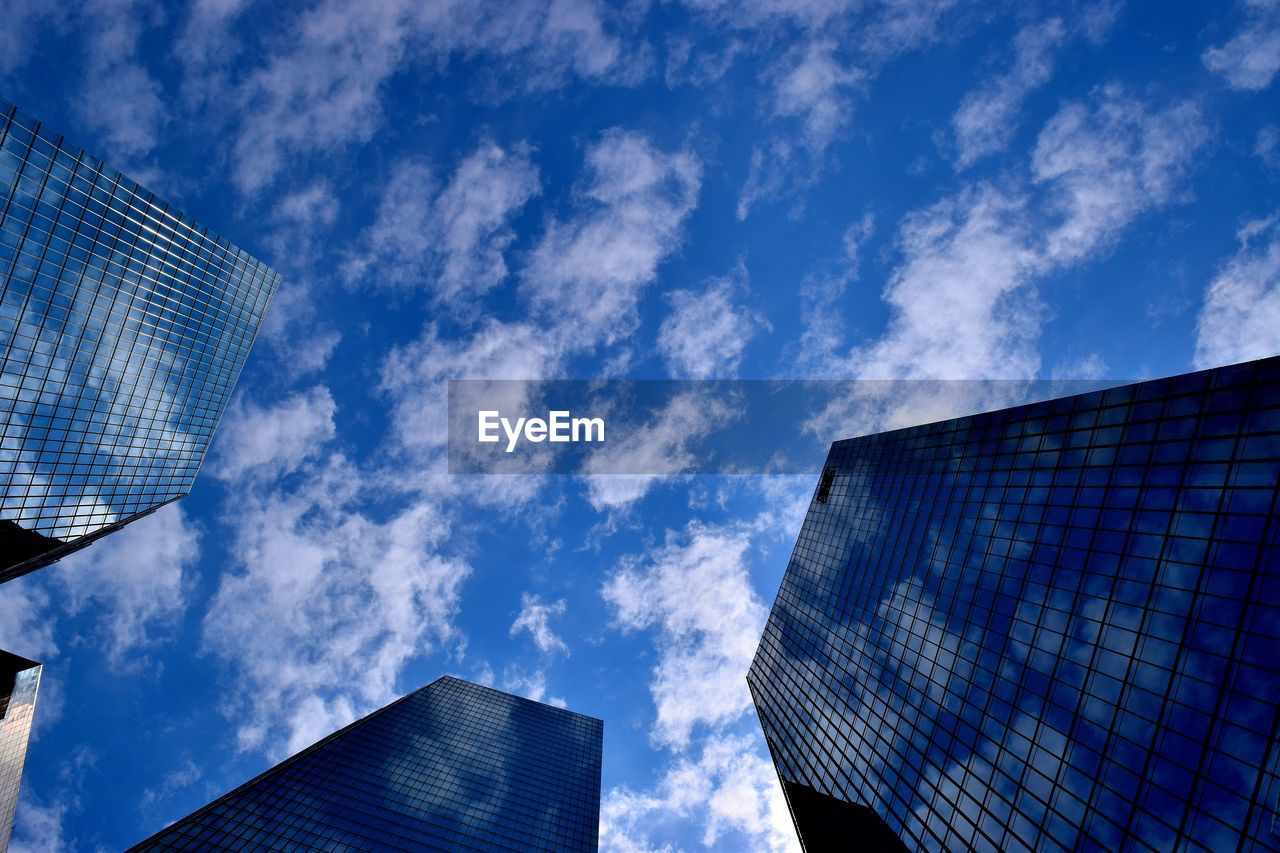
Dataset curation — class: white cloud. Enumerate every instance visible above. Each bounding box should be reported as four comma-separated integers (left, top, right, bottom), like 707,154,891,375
0,1,59,75
953,18,1065,169
524,129,701,347
268,180,341,262
772,40,861,154
228,0,633,193
380,320,562,457
1052,351,1109,380
498,666,567,707
343,143,540,311
851,183,1042,379
510,593,569,655
738,41,861,219
202,455,469,757
1257,124,1280,170
581,391,740,510
600,733,797,853
1194,212,1280,368
1032,85,1209,264
832,87,1208,383
208,387,337,483
54,505,200,668
77,0,167,161
9,789,67,853
658,269,769,378
1203,0,1280,91
139,756,202,811
602,523,767,747
0,578,57,663
257,283,343,380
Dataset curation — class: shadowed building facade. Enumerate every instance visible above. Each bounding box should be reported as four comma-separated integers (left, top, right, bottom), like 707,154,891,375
0,651,40,851
749,357,1280,851
130,676,604,852
0,96,278,581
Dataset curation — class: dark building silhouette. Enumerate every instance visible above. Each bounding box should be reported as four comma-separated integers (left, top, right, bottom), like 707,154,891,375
0,650,40,851
0,96,278,581
130,676,604,852
750,357,1280,851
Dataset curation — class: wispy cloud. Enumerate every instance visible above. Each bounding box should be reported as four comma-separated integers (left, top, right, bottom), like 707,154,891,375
952,18,1066,169
54,506,200,669
601,733,797,852
525,129,701,347
658,266,770,378
76,0,167,163
738,40,862,219
825,86,1209,382
208,387,337,483
510,593,569,656
343,143,540,312
1203,0,1280,91
226,0,636,194
1194,211,1280,368
602,523,767,747
203,452,471,758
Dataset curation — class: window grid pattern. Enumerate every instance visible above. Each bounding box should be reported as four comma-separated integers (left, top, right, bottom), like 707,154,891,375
0,97,277,555
748,357,1280,852
0,651,40,851
130,676,604,852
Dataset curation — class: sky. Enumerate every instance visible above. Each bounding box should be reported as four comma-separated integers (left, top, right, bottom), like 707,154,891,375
0,0,1278,849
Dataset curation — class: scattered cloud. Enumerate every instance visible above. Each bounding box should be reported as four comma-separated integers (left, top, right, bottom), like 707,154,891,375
581,391,740,510
510,593,569,656
1194,212,1280,368
256,282,343,380
658,267,769,378
839,86,1208,382
76,0,167,162
1032,86,1209,264
228,0,635,193
602,523,767,747
600,733,797,853
54,505,200,669
1203,0,1280,91
208,387,337,483
1257,124,1280,170
738,41,862,219
1052,351,1109,380
139,756,202,812
0,1,60,76
953,18,1065,169
525,129,702,346
0,577,57,663
343,143,540,312
9,789,68,853
202,453,470,757
851,183,1042,379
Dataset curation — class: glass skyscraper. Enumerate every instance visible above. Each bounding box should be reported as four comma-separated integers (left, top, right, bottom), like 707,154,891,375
0,96,279,581
749,357,1280,851
0,650,40,851
130,676,604,851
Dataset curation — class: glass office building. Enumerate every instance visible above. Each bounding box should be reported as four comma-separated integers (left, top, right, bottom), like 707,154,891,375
749,357,1280,851
0,650,41,851
0,96,278,581
130,676,604,851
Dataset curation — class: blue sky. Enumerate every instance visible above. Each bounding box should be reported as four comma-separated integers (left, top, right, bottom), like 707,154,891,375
0,0,1278,849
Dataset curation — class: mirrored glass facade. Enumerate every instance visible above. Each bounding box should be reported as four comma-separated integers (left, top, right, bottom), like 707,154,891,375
749,357,1280,851
130,675,604,852
0,650,41,851
0,96,278,581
